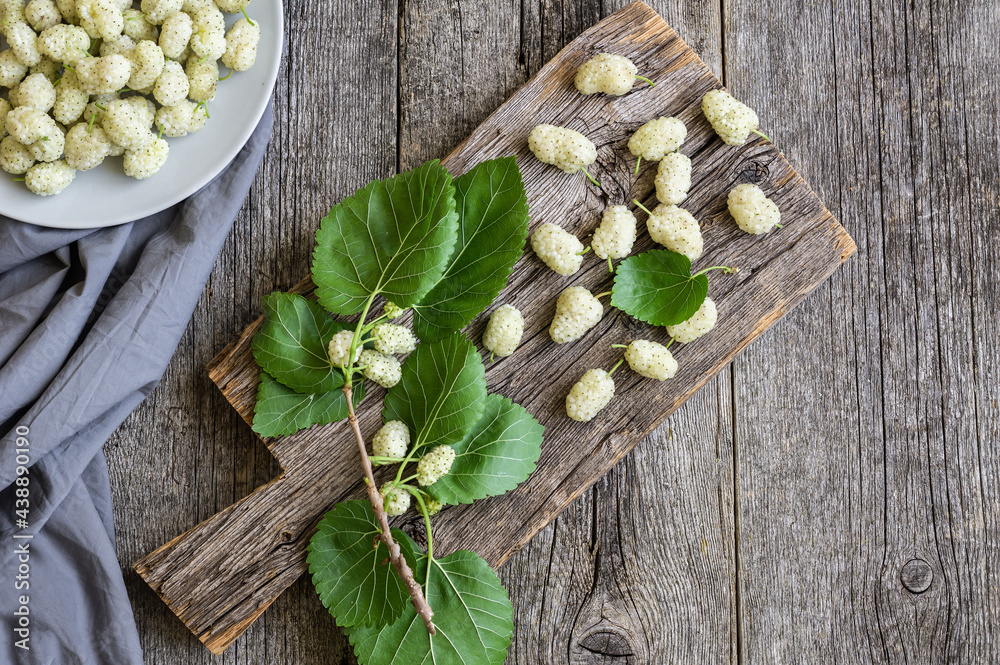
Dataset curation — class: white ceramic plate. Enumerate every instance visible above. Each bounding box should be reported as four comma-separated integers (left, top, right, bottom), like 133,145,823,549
0,0,283,229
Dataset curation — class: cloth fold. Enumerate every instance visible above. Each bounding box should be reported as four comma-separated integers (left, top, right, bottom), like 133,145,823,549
0,103,273,664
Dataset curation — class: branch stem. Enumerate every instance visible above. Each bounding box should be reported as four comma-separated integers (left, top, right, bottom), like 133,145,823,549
343,384,436,635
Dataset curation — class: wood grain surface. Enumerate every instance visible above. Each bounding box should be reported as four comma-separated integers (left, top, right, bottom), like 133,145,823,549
105,0,1000,663
133,1,853,654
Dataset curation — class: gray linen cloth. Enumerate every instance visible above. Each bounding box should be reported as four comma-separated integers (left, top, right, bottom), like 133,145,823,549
0,103,272,664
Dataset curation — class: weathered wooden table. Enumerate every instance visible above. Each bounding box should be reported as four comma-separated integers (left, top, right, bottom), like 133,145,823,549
106,0,1000,662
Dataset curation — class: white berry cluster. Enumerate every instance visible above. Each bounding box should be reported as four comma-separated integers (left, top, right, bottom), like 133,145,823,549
482,304,523,358
591,205,636,263
654,152,692,206
371,323,416,355
665,297,718,343
573,53,639,96
530,222,584,276
702,89,760,146
416,444,456,486
623,340,677,381
0,0,261,196
327,329,359,367
549,286,603,344
645,203,704,260
628,116,686,162
728,183,781,235
359,348,401,389
371,420,409,460
565,368,614,422
379,482,410,516
527,124,597,175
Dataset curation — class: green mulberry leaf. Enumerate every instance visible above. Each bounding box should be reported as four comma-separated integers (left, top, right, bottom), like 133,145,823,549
428,394,543,505
252,292,346,395
412,157,530,341
251,371,362,437
306,500,417,629
611,249,708,327
311,160,459,315
382,335,486,451
346,548,513,665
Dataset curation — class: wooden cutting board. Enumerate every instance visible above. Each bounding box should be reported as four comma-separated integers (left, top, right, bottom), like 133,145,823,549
135,1,856,654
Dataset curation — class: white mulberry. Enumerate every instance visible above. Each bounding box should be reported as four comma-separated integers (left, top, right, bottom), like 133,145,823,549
53,73,89,124
157,11,192,59
574,53,640,96
0,99,9,139
727,183,780,235
327,329,360,367
565,368,614,422
702,89,761,146
6,107,63,161
123,136,168,179
549,286,603,344
189,6,226,60
383,301,405,319
37,24,91,65
416,445,455,486
371,323,416,355
380,483,410,516
654,153,692,206
215,0,249,12
530,222,584,276
128,40,165,90
123,8,159,41
0,136,35,174
221,17,258,71
665,297,718,343
139,0,181,24
6,21,42,67
422,498,443,516
11,73,56,112
76,54,131,94
528,124,597,175
360,349,401,388
154,98,206,136
645,204,703,261
0,49,29,87
185,55,217,102
64,122,112,170
152,59,190,107
24,0,62,33
372,421,409,459
591,205,636,261
628,117,686,163
99,34,136,56
623,340,677,380
29,56,61,82
101,98,155,149
482,304,523,358
25,159,74,195
76,0,124,41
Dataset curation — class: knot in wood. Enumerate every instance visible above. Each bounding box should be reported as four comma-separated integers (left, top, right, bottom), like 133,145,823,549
576,630,635,663
278,530,295,544
900,558,933,594
740,160,769,184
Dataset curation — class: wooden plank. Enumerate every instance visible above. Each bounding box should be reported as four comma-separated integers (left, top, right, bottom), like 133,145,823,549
134,1,855,654
730,0,1000,662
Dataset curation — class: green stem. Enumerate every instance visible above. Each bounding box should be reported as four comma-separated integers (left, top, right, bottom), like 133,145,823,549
369,455,406,465
635,74,656,88
693,265,738,278
611,344,629,349
12,177,25,182
608,358,625,376
345,293,378,387
752,128,771,142
361,311,391,333
665,338,674,350
594,291,612,299
575,246,591,256
633,155,641,175
607,256,614,273
219,68,234,81
581,167,601,188
632,199,652,216
409,489,434,561
240,6,255,26
489,351,495,364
